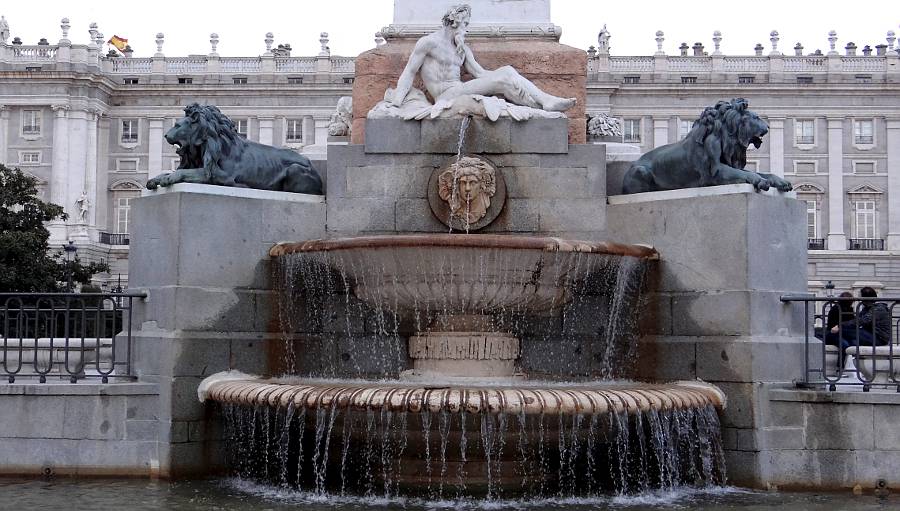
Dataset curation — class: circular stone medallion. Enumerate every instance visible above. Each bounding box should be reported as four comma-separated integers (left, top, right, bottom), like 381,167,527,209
427,154,506,231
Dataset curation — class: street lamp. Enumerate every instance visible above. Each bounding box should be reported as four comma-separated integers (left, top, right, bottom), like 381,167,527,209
63,240,77,292
824,280,835,297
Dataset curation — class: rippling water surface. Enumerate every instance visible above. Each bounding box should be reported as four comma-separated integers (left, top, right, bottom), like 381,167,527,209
1,478,898,510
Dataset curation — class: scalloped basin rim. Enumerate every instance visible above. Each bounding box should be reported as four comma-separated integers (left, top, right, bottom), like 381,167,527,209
269,234,659,260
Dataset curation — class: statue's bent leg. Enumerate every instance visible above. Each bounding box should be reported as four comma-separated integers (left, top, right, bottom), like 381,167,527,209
447,67,575,112
493,66,576,112
758,172,793,192
146,167,209,189
713,164,770,191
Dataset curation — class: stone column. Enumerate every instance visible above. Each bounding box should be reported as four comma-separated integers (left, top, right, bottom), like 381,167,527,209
886,119,900,250
653,117,669,148
84,110,100,235
826,117,846,250
48,105,70,241
258,116,274,146
66,109,89,240
0,106,9,165
767,118,785,177
148,118,165,179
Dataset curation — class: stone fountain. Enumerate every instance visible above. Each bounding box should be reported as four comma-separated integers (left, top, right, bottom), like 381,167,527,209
127,0,806,497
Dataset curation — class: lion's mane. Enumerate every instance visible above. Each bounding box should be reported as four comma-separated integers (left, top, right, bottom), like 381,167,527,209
686,98,755,171
175,104,245,176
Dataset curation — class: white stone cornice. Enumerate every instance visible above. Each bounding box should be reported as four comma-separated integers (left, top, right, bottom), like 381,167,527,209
51,104,69,114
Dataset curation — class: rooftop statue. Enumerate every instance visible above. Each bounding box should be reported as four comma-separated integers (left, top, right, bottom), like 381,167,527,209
146,104,323,195
622,98,792,194
368,4,576,122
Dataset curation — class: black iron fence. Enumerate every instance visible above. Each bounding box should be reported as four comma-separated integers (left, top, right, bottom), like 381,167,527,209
781,294,900,391
848,238,884,251
99,232,130,245
807,238,826,250
0,292,145,383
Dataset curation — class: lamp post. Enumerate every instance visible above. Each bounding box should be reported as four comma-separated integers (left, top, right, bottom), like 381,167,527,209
63,240,77,292
825,280,835,297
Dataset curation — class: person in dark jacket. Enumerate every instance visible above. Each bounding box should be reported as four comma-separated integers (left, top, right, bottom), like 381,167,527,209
817,291,855,341
827,287,892,351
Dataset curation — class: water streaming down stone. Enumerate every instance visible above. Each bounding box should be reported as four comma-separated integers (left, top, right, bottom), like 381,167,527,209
207,234,727,498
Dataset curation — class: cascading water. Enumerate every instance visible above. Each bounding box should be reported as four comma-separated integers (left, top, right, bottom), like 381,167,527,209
203,234,728,499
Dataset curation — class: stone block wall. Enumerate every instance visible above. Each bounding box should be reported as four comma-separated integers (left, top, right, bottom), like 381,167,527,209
329,119,606,240
128,184,326,477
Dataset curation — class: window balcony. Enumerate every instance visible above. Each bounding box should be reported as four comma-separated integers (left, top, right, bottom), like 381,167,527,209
807,238,826,250
99,232,130,246
848,238,884,251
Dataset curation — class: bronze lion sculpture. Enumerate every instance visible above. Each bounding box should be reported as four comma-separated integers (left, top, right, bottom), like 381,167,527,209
146,104,323,194
622,98,792,194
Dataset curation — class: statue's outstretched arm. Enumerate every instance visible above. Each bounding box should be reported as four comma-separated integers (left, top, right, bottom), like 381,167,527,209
392,39,430,106
462,46,486,78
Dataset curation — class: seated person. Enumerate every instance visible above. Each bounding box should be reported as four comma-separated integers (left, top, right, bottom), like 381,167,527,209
825,287,891,352
815,291,854,340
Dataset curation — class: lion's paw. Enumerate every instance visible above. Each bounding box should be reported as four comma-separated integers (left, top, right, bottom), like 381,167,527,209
753,178,770,191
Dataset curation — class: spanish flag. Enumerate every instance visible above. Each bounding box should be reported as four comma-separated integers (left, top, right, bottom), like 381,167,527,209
108,35,128,53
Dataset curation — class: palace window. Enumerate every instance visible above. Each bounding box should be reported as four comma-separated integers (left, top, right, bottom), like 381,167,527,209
623,119,641,143
678,118,692,140
234,118,248,138
343,77,354,84
121,119,139,144
681,76,698,84
285,119,303,143
794,161,816,175
797,76,814,84
853,119,874,145
854,200,876,239
124,78,139,85
116,197,133,234
116,159,139,172
738,76,755,84
794,119,815,145
806,200,818,238
19,152,41,165
178,77,193,84
22,109,41,136
853,161,875,174
855,75,872,84
623,76,640,84
287,77,303,84
233,77,248,85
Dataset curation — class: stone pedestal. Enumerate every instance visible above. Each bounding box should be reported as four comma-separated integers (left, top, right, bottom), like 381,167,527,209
607,184,807,487
128,183,325,477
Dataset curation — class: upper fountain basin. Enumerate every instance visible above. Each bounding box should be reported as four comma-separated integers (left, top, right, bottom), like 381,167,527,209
270,234,657,315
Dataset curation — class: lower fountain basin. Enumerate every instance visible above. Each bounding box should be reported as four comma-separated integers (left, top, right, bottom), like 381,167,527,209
203,377,725,415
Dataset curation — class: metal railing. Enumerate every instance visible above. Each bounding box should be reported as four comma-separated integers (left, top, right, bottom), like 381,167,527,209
849,238,884,250
99,232,130,245
781,294,900,391
1,292,145,383
808,238,826,250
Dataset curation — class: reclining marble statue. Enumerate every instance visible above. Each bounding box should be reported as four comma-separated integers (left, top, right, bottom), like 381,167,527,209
146,104,323,195
368,4,576,121
621,98,793,194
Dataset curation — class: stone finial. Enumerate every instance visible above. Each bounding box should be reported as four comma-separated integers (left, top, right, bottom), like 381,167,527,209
845,41,857,56
655,30,665,55
375,33,385,47
679,42,689,56
862,45,872,56
887,30,895,50
154,32,164,57
88,22,98,47
769,30,780,55
712,30,722,55
587,45,597,58
319,32,330,56
597,24,611,54
754,43,764,56
828,30,838,55
794,42,803,56
264,32,274,55
876,44,888,56
209,33,219,56
94,27,104,47
60,17,71,44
